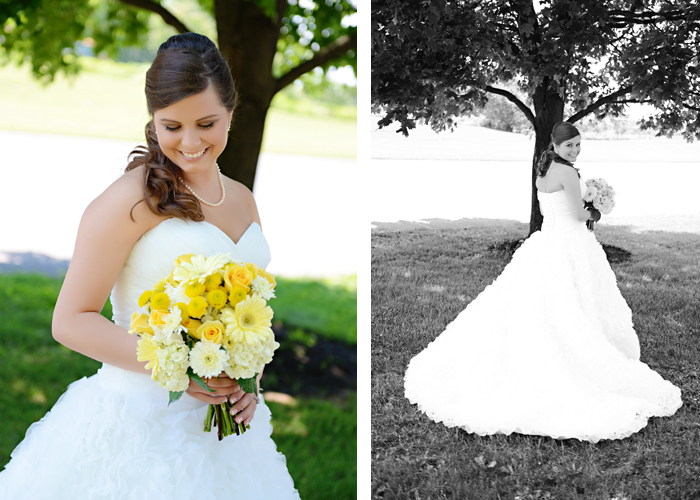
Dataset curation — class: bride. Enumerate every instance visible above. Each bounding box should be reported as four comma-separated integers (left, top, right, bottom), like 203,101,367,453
0,33,300,498
404,122,682,443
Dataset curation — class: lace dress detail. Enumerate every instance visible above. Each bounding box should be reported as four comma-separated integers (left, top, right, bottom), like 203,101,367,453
0,218,301,499
404,180,682,442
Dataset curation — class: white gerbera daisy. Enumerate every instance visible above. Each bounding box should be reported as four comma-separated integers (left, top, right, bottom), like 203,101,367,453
189,340,230,378
250,276,276,300
173,253,230,286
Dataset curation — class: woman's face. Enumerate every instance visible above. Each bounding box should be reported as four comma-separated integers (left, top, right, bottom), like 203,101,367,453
153,85,233,176
553,135,582,163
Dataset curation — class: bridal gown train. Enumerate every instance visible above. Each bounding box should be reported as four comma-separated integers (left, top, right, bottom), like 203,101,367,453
0,218,301,499
404,180,682,442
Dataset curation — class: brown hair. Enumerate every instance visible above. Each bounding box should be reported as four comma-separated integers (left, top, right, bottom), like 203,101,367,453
126,33,237,221
536,122,580,177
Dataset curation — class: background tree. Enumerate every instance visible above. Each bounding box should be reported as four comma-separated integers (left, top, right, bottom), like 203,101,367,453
372,0,700,233
0,0,357,189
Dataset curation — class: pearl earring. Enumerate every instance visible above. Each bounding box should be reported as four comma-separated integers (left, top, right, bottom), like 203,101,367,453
228,122,231,131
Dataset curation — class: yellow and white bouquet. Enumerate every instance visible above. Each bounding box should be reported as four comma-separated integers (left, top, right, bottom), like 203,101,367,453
128,253,279,439
583,178,616,230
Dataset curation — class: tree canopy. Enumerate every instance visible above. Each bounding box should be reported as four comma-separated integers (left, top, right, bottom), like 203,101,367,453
372,0,700,233
1,0,357,189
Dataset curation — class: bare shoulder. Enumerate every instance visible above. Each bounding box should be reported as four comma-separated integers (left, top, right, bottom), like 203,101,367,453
221,175,261,225
549,162,578,180
85,165,160,234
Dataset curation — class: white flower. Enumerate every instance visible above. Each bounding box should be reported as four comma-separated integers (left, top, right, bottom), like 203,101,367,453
165,283,190,306
151,308,185,346
250,276,276,300
173,253,230,286
190,340,230,378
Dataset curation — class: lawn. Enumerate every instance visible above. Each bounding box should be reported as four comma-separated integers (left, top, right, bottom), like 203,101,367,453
0,272,356,500
0,58,356,158
372,219,700,500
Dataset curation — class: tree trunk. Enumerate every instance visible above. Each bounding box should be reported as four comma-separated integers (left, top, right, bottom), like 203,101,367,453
215,0,279,191
529,80,565,235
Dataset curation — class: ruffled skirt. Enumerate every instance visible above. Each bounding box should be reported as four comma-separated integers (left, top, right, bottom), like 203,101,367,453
0,364,301,499
404,227,682,442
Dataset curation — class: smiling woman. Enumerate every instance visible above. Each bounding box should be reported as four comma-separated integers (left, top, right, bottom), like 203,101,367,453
0,33,302,500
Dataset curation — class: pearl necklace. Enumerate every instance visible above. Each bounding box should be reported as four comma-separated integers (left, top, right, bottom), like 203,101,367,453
181,163,226,207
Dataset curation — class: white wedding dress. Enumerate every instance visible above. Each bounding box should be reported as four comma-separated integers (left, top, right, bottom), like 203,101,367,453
0,218,301,499
404,180,682,442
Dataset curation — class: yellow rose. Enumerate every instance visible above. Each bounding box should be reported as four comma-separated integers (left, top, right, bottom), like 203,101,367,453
228,284,250,306
129,312,154,335
197,320,225,344
182,317,202,339
149,309,168,328
245,262,259,275
223,264,253,291
138,290,152,308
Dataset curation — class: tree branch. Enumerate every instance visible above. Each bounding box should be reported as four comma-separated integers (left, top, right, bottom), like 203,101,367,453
117,0,191,34
567,85,635,123
484,85,536,127
276,0,287,32
274,32,357,94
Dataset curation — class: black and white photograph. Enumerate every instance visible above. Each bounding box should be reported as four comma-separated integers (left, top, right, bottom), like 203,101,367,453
372,1,700,498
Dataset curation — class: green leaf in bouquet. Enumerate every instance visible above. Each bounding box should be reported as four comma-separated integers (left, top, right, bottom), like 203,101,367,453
188,369,215,393
238,374,258,394
169,391,184,405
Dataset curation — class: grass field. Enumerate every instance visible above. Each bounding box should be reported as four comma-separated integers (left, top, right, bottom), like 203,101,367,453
372,219,700,500
0,58,356,158
0,272,356,500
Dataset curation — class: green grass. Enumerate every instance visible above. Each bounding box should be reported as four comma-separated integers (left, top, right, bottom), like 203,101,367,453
275,276,357,346
372,219,700,500
0,58,356,158
0,272,356,500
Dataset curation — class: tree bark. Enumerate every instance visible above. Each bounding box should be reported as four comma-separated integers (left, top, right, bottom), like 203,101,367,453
215,0,279,191
529,79,565,235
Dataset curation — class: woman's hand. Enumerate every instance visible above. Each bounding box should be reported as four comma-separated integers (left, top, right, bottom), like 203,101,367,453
186,372,240,404
228,390,259,427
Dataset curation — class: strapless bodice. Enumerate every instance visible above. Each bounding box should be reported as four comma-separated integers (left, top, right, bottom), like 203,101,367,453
538,179,587,234
110,218,271,330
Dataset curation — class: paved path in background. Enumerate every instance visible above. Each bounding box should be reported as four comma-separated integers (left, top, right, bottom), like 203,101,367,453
371,124,700,234
0,130,358,277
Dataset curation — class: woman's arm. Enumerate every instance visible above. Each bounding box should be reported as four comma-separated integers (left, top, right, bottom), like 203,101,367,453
556,164,596,222
52,169,158,372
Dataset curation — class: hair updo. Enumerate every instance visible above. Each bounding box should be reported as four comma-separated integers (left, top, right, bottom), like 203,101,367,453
536,122,580,177
126,33,237,221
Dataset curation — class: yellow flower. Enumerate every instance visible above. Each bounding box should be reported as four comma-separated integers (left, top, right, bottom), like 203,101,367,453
197,320,225,344
165,271,179,287
182,317,202,339
174,302,189,319
137,337,160,375
245,262,259,275
223,264,253,291
149,309,168,328
151,292,171,311
138,290,152,308
186,282,206,298
228,284,250,306
224,295,273,346
188,296,208,319
152,280,166,295
257,268,277,289
206,288,228,309
205,273,223,292
129,312,154,335
175,253,195,266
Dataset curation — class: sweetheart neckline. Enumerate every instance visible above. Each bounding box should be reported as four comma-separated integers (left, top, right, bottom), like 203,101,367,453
144,218,259,247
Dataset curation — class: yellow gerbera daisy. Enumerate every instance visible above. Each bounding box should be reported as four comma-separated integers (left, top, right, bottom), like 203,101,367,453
224,295,273,345
136,337,160,375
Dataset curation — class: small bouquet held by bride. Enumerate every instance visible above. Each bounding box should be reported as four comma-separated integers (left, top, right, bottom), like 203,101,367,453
583,178,616,231
128,253,279,440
